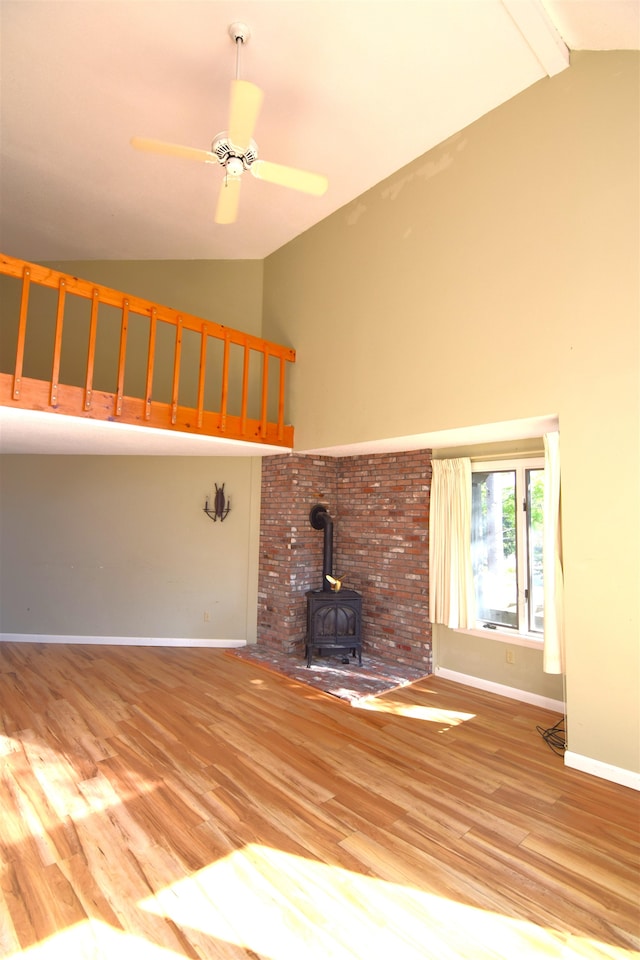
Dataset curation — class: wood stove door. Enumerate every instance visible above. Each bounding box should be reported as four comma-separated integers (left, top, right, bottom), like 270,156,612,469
305,591,362,667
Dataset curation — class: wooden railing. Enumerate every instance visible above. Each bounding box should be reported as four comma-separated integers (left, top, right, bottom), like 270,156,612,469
0,254,295,447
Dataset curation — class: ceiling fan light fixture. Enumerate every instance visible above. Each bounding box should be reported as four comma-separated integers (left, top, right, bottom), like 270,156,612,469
225,156,244,178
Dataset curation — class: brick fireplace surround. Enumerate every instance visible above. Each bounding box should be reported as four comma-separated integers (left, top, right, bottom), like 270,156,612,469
257,450,432,671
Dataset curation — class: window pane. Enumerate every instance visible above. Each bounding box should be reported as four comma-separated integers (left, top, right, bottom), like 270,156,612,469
527,469,545,633
471,471,518,628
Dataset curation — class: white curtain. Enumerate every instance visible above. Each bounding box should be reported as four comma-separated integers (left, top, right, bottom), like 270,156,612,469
543,431,564,673
429,458,475,629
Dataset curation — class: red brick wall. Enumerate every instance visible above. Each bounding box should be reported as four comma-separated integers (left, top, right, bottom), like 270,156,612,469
257,449,432,669
336,450,432,669
257,454,337,653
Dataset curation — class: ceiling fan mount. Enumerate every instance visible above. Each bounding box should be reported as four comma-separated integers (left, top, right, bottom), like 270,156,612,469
131,22,328,225
228,22,250,46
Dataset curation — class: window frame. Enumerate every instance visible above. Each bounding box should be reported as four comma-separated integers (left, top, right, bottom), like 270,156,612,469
468,457,545,646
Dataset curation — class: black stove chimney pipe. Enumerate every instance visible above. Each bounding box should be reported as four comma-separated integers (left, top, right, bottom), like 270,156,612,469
309,504,333,591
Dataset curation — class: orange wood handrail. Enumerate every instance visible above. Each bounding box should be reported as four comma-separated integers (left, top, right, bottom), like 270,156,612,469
0,253,295,448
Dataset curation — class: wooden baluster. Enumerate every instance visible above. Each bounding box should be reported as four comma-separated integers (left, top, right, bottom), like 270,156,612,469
13,266,31,400
240,344,250,437
84,289,99,410
260,348,269,438
50,278,66,406
219,331,230,432
144,307,157,420
196,325,207,429
170,316,182,425
277,355,286,442
114,299,129,416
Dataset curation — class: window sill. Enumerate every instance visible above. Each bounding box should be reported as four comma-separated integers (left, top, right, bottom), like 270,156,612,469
453,626,543,650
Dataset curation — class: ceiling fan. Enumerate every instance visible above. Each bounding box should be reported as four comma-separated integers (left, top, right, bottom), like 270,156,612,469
131,22,328,225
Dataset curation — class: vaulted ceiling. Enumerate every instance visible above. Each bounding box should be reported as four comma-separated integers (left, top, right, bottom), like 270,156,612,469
1,1,638,262
0,1,637,455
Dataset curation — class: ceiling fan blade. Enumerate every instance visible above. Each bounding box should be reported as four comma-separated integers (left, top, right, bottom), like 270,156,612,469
228,80,263,150
251,159,328,196
131,137,217,163
215,176,242,224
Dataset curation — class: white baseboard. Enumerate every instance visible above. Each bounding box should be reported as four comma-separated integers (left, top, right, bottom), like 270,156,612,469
434,666,565,713
0,633,247,648
436,668,639,790
564,751,640,792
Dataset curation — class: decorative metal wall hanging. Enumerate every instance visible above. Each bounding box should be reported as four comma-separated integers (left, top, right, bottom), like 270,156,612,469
204,483,231,522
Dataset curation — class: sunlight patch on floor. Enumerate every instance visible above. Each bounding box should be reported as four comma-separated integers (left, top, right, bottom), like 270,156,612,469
139,844,635,960
1,735,158,847
353,698,476,724
8,919,185,959
0,734,21,757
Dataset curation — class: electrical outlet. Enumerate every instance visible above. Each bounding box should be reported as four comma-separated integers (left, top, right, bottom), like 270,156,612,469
506,648,515,664
203,611,210,622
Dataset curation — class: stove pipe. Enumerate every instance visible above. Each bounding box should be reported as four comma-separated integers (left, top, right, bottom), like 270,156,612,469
309,504,333,591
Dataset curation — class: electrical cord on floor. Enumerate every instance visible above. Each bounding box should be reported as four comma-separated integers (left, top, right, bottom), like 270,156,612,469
537,717,566,756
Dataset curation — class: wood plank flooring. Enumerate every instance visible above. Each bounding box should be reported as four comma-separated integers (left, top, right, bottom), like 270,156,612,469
0,642,637,959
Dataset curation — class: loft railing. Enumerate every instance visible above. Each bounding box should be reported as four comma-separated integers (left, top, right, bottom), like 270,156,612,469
0,253,295,447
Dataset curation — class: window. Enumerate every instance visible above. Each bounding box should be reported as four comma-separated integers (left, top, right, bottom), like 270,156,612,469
471,459,544,636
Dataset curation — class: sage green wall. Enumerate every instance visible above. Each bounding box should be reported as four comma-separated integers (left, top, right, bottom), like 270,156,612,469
0,455,261,640
433,626,565,703
41,259,266,413
46,260,264,332
0,260,266,643
1,258,268,419
263,53,640,775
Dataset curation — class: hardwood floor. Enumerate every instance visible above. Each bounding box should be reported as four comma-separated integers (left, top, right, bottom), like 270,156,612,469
0,642,637,959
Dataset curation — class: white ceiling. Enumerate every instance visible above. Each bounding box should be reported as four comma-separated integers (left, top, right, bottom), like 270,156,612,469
0,0,637,456
1,1,637,264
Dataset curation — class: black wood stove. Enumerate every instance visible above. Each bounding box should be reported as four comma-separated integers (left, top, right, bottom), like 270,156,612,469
305,504,362,668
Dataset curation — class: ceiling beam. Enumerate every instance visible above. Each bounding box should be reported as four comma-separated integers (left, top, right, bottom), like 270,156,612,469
502,0,570,76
